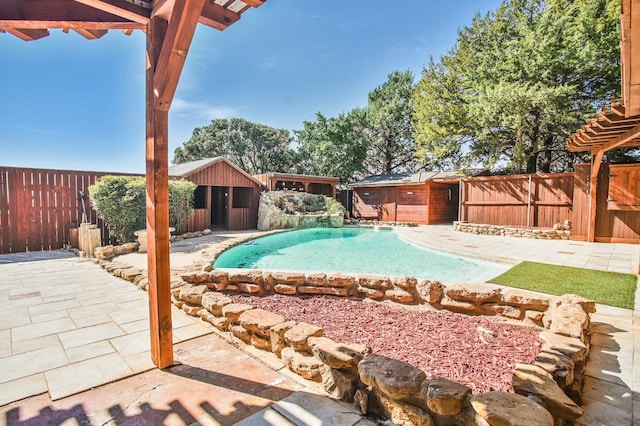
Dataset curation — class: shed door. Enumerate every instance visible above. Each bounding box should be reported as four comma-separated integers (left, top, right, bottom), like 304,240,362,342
211,186,228,228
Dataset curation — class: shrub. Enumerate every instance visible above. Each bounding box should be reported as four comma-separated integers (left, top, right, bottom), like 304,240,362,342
90,175,196,243
169,179,197,233
325,196,346,215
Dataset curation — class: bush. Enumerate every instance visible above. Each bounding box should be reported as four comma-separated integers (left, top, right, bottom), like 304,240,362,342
90,176,196,243
169,179,197,233
324,196,346,215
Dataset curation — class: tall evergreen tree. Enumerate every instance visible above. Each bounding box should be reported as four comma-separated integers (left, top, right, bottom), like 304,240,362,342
413,0,620,173
365,70,418,174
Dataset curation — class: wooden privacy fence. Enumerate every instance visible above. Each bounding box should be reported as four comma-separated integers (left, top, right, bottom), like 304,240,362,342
0,167,126,254
460,173,574,228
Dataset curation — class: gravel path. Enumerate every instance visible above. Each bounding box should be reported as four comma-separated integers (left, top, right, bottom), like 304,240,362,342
230,294,542,394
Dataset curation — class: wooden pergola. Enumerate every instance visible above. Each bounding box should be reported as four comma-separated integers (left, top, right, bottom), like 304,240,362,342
566,0,640,242
0,0,265,368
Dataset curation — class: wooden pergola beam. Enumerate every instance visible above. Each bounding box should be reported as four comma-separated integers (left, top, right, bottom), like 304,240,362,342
0,0,144,31
5,28,49,40
0,21,143,31
600,121,640,151
199,2,240,31
145,0,207,367
145,14,173,369
73,0,150,25
243,0,266,7
587,150,604,242
153,0,205,111
74,28,108,39
621,0,640,117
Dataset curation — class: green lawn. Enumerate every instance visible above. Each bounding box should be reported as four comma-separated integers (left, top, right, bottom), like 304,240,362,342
488,261,638,309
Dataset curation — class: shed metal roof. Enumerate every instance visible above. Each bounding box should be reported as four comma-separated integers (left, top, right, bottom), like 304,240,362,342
349,170,460,187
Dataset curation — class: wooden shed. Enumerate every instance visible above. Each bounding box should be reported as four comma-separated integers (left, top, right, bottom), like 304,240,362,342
349,171,460,224
253,172,338,198
169,157,262,231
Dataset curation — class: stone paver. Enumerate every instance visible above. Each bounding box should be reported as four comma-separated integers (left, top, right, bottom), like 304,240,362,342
0,345,68,384
396,225,640,275
11,317,76,342
0,374,48,406
45,352,135,400
58,322,125,349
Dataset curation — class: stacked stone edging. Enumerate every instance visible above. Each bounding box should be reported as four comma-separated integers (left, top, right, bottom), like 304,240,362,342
98,253,593,425
453,220,572,240
344,218,419,227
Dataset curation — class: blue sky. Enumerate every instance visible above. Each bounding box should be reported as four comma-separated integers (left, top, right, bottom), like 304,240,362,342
0,0,503,173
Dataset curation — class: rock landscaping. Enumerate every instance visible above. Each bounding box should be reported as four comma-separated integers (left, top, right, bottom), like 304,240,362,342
94,231,594,425
453,220,572,240
257,190,345,231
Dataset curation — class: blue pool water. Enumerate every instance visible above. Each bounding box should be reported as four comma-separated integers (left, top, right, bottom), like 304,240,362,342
214,227,509,282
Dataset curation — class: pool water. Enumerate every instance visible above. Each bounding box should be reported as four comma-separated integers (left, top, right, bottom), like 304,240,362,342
214,227,510,282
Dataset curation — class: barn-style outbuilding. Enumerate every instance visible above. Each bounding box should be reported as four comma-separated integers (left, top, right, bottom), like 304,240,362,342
169,157,262,231
349,171,460,224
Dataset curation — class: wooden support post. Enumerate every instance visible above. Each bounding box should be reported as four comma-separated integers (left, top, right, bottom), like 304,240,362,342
146,15,173,368
459,178,467,221
587,150,604,243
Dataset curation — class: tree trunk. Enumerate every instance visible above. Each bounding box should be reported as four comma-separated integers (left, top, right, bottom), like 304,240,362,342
538,136,553,173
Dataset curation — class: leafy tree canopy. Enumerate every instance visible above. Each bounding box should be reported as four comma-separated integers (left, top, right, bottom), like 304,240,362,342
413,0,621,173
173,118,296,175
294,110,368,185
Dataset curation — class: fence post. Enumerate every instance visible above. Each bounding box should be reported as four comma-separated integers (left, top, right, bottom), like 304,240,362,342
527,174,532,227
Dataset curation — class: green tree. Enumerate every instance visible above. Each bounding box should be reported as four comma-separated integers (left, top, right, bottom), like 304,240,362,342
294,70,417,183
364,70,418,174
174,118,296,174
413,0,620,173
294,110,368,184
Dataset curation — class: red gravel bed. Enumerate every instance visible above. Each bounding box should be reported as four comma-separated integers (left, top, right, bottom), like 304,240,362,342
230,294,542,394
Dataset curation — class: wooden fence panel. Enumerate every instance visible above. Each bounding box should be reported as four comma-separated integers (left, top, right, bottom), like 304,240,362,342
461,173,573,228
0,167,134,254
0,169,8,253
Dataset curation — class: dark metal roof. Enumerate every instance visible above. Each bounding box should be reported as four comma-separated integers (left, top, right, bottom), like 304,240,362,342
349,170,460,187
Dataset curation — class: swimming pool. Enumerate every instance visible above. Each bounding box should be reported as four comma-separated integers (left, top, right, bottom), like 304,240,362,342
214,227,510,282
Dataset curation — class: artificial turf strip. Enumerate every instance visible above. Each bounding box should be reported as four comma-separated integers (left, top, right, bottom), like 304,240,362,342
488,261,638,309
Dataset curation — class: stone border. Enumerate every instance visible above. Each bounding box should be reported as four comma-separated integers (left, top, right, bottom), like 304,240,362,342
344,218,420,227
453,221,572,240
97,246,594,425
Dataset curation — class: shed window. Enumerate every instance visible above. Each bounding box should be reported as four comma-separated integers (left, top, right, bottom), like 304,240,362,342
193,185,206,209
232,187,252,208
